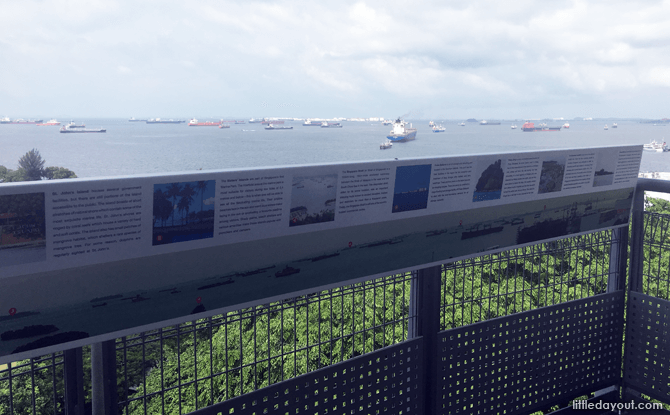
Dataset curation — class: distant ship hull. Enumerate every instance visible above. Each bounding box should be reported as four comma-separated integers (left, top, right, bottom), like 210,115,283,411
60,128,106,133
387,130,417,142
146,119,185,124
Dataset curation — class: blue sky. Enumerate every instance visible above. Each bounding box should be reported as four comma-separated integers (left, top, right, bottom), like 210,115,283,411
2,1,670,120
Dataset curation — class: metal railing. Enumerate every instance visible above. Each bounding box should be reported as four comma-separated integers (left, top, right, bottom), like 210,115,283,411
1,178,669,415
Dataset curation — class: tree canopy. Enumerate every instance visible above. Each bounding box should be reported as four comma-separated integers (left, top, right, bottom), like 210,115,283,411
0,149,76,183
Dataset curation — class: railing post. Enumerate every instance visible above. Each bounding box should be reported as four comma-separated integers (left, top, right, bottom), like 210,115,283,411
64,347,84,415
413,264,442,415
91,340,117,415
607,227,628,292
629,187,646,293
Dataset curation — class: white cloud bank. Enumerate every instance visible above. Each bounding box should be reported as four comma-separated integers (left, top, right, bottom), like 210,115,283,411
1,0,670,119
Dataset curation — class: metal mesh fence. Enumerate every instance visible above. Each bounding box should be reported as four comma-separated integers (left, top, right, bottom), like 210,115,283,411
0,352,67,414
642,211,670,299
115,272,415,414
2,215,665,415
440,230,616,330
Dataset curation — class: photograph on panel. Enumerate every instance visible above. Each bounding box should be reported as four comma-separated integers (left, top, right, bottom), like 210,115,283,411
289,174,337,227
0,192,46,267
391,164,431,213
153,180,215,245
538,155,566,194
592,149,617,187
473,158,505,202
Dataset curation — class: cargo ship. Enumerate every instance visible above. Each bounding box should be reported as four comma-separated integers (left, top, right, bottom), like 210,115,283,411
265,124,293,130
188,119,221,126
36,119,61,126
387,118,417,142
302,120,321,126
7,119,44,124
146,118,185,124
60,124,105,133
522,122,561,131
321,122,342,128
128,117,147,122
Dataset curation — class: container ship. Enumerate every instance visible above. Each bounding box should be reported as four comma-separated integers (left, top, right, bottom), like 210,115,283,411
387,119,417,142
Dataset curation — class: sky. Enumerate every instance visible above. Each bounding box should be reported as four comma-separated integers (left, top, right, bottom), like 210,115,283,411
2,0,670,120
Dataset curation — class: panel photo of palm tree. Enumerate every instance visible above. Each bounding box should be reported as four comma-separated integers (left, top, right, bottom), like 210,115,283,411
152,180,215,246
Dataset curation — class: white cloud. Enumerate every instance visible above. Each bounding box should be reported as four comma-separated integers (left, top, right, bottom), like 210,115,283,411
2,0,670,118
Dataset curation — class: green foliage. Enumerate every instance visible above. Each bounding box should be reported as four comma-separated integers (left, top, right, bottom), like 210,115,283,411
0,149,77,182
42,166,77,180
17,149,45,181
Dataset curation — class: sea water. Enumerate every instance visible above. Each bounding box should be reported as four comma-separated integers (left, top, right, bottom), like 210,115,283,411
0,119,667,179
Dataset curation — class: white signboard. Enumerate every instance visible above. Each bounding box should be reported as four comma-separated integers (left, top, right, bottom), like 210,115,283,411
0,146,642,362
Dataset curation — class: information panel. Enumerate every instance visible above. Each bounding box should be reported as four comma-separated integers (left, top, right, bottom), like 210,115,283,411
0,146,642,362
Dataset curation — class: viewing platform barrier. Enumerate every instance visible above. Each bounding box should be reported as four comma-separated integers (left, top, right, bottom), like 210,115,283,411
1,175,669,415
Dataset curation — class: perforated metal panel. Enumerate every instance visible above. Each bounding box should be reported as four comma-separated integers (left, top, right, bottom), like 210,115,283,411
438,292,625,415
192,338,423,415
624,293,670,403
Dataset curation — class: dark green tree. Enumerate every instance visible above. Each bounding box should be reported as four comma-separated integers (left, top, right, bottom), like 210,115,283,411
17,149,45,181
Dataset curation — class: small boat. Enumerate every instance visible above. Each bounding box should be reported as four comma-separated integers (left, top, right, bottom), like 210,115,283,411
265,124,293,130
37,119,61,126
382,119,393,125
643,140,667,152
219,124,230,128
302,120,321,126
604,124,609,130
128,117,147,122
612,123,618,128
458,122,465,126
188,119,221,126
511,125,517,129
480,120,501,125
380,140,393,149
432,125,445,133
563,123,570,129
429,121,434,127
321,122,342,128
65,121,85,128
275,266,300,278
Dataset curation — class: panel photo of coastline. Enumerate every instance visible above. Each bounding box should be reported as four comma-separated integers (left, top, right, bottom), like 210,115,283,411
593,150,617,187
0,193,46,267
473,159,505,202
289,174,337,227
153,181,215,245
538,156,566,194
392,164,431,213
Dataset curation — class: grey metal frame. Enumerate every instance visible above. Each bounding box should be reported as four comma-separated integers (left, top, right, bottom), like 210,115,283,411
2,179,670,414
